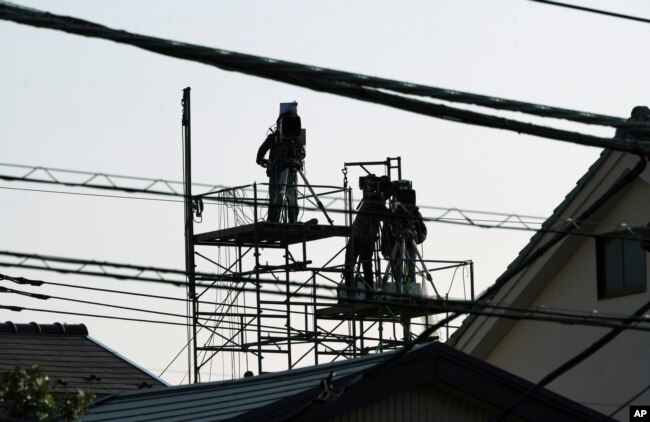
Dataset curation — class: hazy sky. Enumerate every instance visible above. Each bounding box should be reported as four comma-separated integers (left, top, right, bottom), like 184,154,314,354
1,0,649,384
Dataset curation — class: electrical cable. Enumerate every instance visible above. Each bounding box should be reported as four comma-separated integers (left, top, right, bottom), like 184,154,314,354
4,272,650,332
281,154,650,419
1,285,191,321
0,304,190,327
1,2,649,150
602,384,650,421
2,161,647,236
3,184,650,242
4,270,650,327
489,299,650,421
528,0,650,24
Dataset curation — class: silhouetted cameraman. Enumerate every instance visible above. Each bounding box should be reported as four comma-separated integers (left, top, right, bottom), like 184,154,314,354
256,102,303,223
343,175,391,295
381,180,427,287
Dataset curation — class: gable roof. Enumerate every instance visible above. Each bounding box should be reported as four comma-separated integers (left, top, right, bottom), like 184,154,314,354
448,148,647,350
83,341,605,422
0,322,166,396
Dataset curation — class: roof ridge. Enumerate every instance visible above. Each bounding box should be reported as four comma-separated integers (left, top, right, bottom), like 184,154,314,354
0,321,88,335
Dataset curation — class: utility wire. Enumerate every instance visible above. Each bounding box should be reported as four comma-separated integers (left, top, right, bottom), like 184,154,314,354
285,154,649,419
0,174,549,229
3,184,649,240
490,299,650,421
0,304,190,327
7,273,650,331
4,257,650,330
1,2,649,154
4,272,650,332
0,161,548,221
5,162,637,237
1,285,192,321
0,160,547,225
529,0,650,24
0,1,631,127
0,185,183,203
5,247,650,332
603,384,650,421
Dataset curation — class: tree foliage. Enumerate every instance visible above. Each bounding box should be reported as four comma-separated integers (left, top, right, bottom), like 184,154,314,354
0,365,94,422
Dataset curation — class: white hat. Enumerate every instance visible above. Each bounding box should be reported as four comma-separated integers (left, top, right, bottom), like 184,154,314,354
279,101,298,115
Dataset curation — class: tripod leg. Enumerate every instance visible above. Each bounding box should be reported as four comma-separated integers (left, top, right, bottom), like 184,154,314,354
380,241,400,287
298,169,334,225
399,237,407,293
279,168,290,223
409,239,441,299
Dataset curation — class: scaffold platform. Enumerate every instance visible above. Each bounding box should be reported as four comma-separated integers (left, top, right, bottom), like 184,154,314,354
194,222,349,247
316,298,450,320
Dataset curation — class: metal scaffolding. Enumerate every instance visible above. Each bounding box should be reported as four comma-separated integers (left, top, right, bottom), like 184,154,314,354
181,90,474,382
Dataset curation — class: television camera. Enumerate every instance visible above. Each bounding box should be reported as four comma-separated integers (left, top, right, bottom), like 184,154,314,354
358,174,392,200
271,102,333,225
389,180,420,236
276,110,306,171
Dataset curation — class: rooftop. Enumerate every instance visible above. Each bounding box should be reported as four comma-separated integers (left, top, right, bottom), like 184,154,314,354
0,322,166,396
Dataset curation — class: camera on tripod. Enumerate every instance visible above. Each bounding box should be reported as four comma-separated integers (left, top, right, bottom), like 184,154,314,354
390,180,417,234
276,105,306,171
359,174,392,199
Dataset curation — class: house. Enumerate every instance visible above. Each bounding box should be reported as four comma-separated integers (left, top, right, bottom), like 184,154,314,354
449,149,650,420
82,341,605,421
0,322,166,397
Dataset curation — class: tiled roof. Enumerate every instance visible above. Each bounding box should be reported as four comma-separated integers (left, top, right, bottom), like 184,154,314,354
0,322,166,396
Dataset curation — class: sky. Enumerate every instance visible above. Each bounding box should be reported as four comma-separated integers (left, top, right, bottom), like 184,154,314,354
1,0,649,385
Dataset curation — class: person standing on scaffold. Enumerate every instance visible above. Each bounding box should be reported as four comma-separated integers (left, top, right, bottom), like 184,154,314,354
341,174,391,301
256,102,302,223
381,180,427,291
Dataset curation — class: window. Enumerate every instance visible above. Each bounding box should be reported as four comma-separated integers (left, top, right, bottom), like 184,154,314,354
597,231,647,299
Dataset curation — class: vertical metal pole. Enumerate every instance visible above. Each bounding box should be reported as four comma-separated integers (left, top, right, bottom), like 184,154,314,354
359,319,365,355
351,305,357,358
312,270,319,365
445,293,450,341
397,156,402,180
348,187,353,227
285,245,292,369
470,261,475,302
378,307,383,352
182,87,198,384
253,183,262,374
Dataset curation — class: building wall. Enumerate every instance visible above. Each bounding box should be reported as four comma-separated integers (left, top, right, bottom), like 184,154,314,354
485,178,650,421
331,386,494,422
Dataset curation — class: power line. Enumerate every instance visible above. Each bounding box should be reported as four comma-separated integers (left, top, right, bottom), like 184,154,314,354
4,253,650,329
0,304,190,327
1,285,191,321
284,156,650,418
0,249,227,286
0,162,225,196
4,183,649,240
0,183,551,230
5,246,650,332
603,384,650,421
490,299,650,421
0,185,183,203
1,2,649,153
4,272,650,332
529,0,650,24
0,2,628,127
1,160,646,236
2,161,638,233
0,160,546,224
